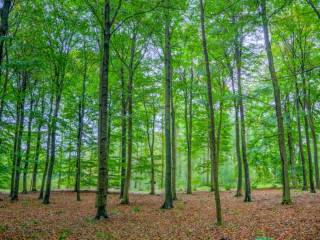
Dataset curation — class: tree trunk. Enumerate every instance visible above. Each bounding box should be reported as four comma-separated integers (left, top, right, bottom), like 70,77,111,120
11,73,28,201
307,93,319,189
22,97,36,194
120,67,126,199
260,0,291,204
39,94,53,199
43,91,62,204
184,68,193,194
75,53,87,201
284,95,297,188
235,31,251,202
31,97,45,192
171,87,177,200
121,33,137,205
227,57,242,197
96,0,112,219
295,82,307,190
161,0,173,209
200,0,222,224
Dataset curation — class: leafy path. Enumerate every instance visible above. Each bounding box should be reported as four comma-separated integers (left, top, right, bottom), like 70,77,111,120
0,190,319,239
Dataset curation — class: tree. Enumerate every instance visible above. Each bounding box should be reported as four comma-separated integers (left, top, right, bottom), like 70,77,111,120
260,0,291,204
199,0,222,224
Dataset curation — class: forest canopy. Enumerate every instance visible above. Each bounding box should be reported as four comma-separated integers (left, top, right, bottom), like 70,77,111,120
0,0,319,228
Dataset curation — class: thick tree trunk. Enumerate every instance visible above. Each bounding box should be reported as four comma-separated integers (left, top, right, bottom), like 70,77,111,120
11,73,28,201
161,0,173,209
260,0,291,204
22,97,36,194
235,31,251,202
200,0,222,224
96,0,111,219
120,67,126,199
31,97,45,192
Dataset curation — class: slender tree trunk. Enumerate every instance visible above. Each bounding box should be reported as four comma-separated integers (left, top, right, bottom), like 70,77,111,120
161,0,173,209
39,95,53,199
11,73,28,201
235,31,251,202
200,0,222,224
307,93,319,189
31,97,45,192
260,0,291,204
284,95,297,188
0,45,9,126
75,54,87,201
295,82,307,190
171,89,177,200
120,67,126,199
228,58,242,197
43,91,62,204
96,0,112,219
301,74,315,193
22,97,36,194
121,33,137,205
184,68,193,194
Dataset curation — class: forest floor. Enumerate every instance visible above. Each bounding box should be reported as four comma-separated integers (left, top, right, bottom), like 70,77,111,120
0,189,320,240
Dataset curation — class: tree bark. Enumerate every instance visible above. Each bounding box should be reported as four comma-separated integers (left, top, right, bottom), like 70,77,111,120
200,0,222,224
121,32,137,205
39,94,53,199
11,72,28,201
43,90,62,204
161,0,173,209
75,54,87,201
96,0,111,219
184,68,193,194
234,31,251,202
31,97,45,192
171,85,177,200
260,0,291,204
120,67,126,199
22,96,36,194
227,57,242,197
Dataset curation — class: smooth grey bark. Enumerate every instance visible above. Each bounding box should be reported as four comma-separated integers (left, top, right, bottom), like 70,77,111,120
200,0,222,224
